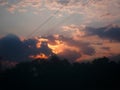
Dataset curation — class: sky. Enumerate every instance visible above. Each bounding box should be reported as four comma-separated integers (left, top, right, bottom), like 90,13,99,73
0,0,120,62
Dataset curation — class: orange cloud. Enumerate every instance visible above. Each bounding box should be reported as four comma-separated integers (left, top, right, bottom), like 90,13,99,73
48,40,64,54
35,36,64,54
35,37,48,48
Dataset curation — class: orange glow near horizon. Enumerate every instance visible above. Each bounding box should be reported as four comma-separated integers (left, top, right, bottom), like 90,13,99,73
30,53,48,59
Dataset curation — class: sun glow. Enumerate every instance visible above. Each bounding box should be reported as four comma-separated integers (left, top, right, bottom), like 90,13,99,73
48,40,64,54
35,36,64,54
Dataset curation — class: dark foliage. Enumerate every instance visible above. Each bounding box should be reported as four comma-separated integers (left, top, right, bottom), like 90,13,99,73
0,56,120,89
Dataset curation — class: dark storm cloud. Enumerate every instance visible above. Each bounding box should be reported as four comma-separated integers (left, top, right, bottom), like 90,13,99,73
86,25,120,42
0,34,28,61
0,34,53,62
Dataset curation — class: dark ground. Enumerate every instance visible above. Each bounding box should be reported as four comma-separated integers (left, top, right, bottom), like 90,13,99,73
0,56,120,90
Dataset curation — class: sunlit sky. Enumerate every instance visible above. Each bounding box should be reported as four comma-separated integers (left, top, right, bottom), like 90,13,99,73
0,0,120,62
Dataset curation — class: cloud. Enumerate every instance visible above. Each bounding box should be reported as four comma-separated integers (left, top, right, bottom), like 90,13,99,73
1,0,119,23
7,5,17,13
85,24,120,42
101,47,110,51
109,54,120,62
59,36,96,56
0,34,96,62
62,24,120,42
45,0,120,22
42,35,96,62
61,24,120,62
58,49,82,62
1,23,120,62
1,24,120,62
0,34,28,61
62,24,86,40
0,0,8,6
0,34,53,62
1,0,43,13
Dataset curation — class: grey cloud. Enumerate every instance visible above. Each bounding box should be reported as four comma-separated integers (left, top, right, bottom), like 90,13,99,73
82,46,96,56
57,0,70,5
58,49,82,63
59,36,96,55
86,25,120,42
109,54,120,62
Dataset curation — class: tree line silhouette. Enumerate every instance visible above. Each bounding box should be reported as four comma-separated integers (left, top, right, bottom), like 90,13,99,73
0,55,120,89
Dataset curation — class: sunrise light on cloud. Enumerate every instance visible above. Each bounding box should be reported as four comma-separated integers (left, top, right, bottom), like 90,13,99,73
0,0,120,63
1,1,120,89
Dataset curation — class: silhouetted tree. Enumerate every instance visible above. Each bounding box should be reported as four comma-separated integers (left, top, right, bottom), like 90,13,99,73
0,56,120,89
0,57,3,72
92,57,109,64
0,56,2,60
